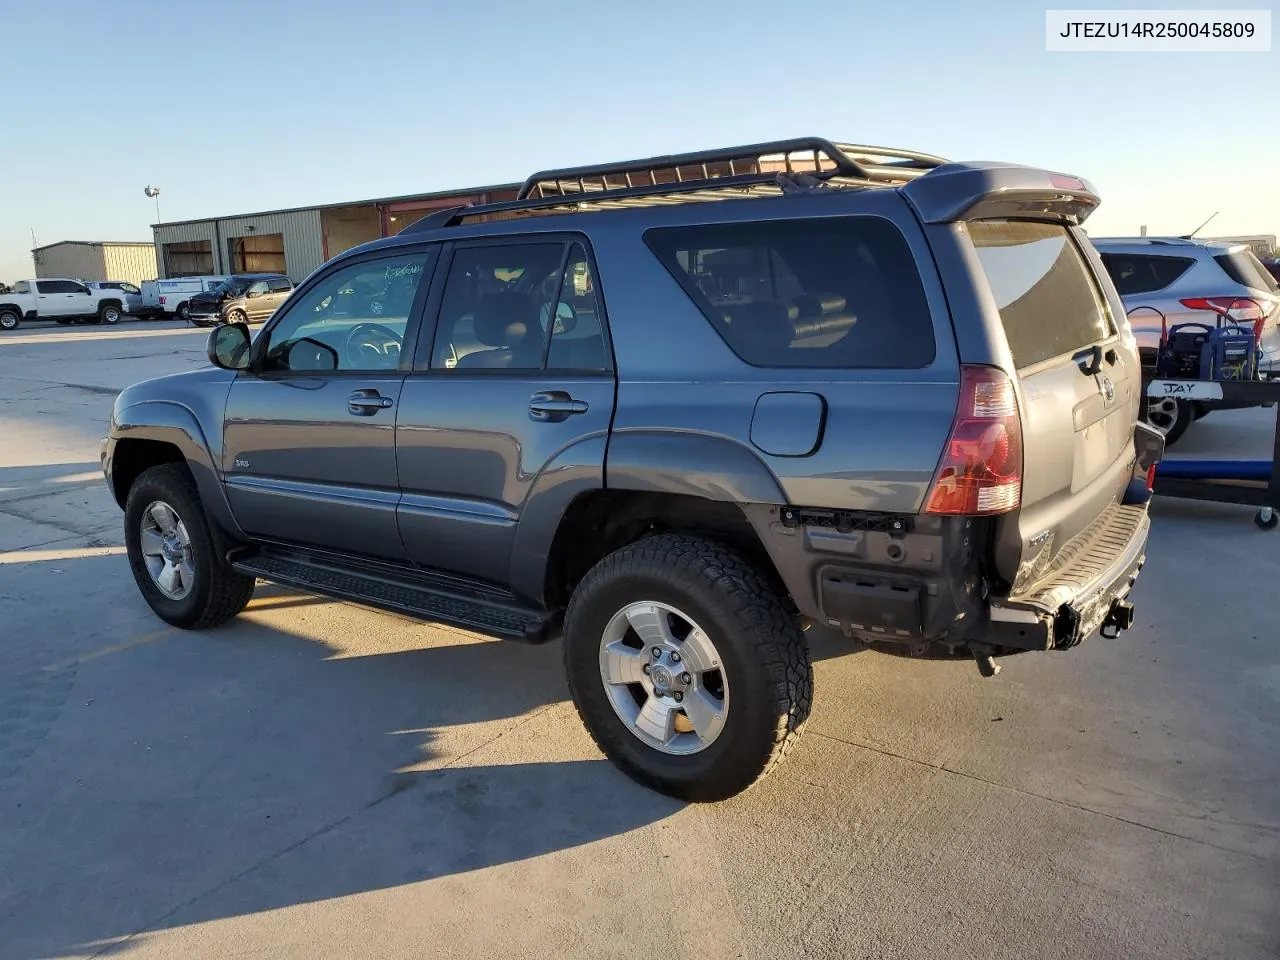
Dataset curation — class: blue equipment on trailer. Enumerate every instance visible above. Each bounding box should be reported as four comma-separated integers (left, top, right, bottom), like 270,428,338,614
1146,377,1280,530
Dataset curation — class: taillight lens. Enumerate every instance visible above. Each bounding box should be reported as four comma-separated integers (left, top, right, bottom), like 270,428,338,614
925,366,1023,516
1179,296,1264,324
159,296,167,305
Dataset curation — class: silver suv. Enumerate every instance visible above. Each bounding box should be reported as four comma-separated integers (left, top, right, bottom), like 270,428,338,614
1093,236,1280,444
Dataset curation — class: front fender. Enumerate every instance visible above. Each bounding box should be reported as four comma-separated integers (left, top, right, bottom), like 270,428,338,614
109,398,243,539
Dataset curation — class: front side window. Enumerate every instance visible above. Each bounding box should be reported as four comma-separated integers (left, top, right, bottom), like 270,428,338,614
970,221,1112,370
644,216,935,369
259,252,431,373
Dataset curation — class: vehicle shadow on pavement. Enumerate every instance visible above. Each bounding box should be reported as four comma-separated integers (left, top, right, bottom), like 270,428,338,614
0,552,692,960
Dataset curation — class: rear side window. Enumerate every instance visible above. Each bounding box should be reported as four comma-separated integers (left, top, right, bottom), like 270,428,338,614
644,216,935,368
1214,251,1280,294
1099,253,1195,295
970,221,1112,370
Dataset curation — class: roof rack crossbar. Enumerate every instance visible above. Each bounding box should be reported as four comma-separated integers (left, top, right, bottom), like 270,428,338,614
399,171,842,232
517,137,870,200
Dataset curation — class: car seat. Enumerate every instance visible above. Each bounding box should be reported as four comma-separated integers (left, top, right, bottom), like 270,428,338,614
456,293,543,369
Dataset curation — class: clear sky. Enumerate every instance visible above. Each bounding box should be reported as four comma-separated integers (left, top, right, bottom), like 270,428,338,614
1,0,1275,283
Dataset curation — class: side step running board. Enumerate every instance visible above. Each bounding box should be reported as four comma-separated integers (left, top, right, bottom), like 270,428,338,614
231,549,555,643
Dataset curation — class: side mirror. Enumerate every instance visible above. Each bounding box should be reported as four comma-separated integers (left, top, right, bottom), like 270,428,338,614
547,300,577,335
208,322,251,370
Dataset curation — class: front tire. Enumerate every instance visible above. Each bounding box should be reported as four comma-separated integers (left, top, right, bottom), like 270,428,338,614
124,464,255,629
0,308,20,331
225,308,247,326
1144,396,1193,447
563,533,812,802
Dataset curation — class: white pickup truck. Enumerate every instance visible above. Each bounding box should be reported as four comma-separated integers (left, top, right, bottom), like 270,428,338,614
0,278,132,331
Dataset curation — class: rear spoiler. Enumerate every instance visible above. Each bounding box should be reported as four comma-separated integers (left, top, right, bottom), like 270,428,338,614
903,161,1100,226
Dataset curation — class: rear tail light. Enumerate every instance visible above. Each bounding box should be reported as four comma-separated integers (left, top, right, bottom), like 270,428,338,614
1179,296,1264,324
924,366,1023,516
159,296,167,305
1146,462,1158,491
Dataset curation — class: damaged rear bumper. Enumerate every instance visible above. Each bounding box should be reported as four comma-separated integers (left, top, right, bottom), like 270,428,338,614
987,505,1150,652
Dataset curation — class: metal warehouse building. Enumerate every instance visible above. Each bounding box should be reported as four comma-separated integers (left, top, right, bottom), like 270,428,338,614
150,182,520,283
32,241,158,285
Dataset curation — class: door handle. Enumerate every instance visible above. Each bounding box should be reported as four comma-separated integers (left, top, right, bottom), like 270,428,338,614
1074,345,1103,376
348,390,393,416
529,390,588,422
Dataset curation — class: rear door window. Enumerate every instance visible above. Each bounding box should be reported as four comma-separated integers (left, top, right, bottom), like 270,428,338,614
969,221,1112,370
644,216,935,368
1099,253,1195,295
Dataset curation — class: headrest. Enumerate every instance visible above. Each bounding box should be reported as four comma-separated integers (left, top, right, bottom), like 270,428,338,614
788,292,847,321
473,294,535,347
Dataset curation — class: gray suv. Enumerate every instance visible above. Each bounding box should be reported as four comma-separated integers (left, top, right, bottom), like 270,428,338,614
101,138,1163,801
187,274,295,327
1093,236,1280,444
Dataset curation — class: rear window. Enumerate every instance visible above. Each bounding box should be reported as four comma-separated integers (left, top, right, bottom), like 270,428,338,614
644,216,935,368
1099,253,1195,295
1214,250,1280,294
969,221,1112,370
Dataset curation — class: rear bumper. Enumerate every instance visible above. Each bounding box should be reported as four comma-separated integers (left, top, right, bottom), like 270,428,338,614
986,504,1150,652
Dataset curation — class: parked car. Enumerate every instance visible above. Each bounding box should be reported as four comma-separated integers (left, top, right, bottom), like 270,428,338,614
88,281,143,315
0,277,131,330
139,276,230,321
186,274,295,327
1092,237,1280,444
101,137,1163,801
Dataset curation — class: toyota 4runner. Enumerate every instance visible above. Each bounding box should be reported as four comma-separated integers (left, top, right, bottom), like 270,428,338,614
101,138,1165,801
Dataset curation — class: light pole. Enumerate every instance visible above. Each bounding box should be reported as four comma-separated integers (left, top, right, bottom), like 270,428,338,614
144,185,161,224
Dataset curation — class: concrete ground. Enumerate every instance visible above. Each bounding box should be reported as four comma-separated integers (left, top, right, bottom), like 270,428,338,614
1,318,1277,960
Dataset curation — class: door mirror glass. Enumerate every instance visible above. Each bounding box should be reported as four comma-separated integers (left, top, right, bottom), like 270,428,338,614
207,322,251,370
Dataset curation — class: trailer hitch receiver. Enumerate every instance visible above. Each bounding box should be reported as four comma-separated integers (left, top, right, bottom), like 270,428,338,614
1099,599,1135,640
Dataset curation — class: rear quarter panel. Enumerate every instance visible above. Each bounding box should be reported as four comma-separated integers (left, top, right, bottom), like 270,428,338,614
592,190,961,515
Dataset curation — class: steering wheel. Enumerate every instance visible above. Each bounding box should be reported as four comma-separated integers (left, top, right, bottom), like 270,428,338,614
344,322,402,369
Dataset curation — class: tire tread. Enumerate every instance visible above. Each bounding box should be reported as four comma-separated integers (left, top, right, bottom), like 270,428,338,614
564,532,812,800
125,464,254,629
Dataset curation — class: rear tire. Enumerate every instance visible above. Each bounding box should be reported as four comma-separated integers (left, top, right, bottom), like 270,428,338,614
563,533,812,802
1144,396,1193,447
124,463,255,629
98,303,122,325
0,308,20,331
177,302,191,323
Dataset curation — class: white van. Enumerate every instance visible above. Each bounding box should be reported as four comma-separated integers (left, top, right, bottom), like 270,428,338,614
139,276,230,321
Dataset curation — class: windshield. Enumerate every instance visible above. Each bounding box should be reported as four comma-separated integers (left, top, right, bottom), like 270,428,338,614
214,279,250,295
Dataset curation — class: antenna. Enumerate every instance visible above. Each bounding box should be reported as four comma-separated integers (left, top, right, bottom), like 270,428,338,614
1182,211,1218,240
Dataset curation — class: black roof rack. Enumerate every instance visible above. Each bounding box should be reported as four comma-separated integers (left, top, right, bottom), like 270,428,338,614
401,137,948,234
